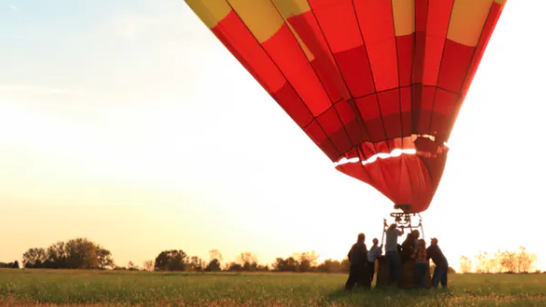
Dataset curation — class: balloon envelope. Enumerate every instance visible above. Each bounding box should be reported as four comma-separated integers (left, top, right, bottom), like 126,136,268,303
185,0,506,213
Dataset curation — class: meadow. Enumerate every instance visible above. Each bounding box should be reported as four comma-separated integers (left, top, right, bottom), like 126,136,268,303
0,269,545,307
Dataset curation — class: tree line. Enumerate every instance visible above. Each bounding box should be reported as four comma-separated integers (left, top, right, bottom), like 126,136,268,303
20,238,114,269
2,237,540,274
144,250,350,273
0,261,19,269
458,247,539,274
9,237,351,273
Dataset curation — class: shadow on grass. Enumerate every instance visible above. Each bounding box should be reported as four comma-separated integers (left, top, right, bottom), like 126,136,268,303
321,286,444,306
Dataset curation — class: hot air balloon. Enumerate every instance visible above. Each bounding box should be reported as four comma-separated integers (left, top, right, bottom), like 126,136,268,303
184,0,506,221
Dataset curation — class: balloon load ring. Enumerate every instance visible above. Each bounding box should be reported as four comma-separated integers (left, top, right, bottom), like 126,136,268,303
384,204,425,241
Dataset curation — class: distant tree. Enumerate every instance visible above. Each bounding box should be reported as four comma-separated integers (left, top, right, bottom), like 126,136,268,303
22,248,47,268
237,252,258,271
0,261,19,269
272,258,284,272
206,259,222,272
188,256,206,272
459,256,473,273
317,259,343,273
474,252,496,273
294,251,319,272
226,262,242,272
257,264,269,272
46,241,68,268
340,258,350,273
514,247,537,273
127,261,139,271
143,260,154,272
468,247,537,274
209,250,223,263
22,238,114,270
272,257,298,272
71,238,113,269
206,249,223,272
154,250,187,271
489,250,503,273
499,250,516,273
286,257,299,272
96,247,114,269
64,238,99,269
498,247,537,273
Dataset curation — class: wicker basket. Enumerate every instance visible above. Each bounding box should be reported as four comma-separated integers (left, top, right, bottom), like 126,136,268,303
375,256,431,289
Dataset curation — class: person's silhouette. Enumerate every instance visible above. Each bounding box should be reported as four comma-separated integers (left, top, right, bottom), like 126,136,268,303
427,238,448,289
345,233,370,290
412,239,429,289
367,238,382,283
385,224,403,285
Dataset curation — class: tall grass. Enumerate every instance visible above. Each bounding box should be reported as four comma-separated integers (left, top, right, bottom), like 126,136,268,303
0,269,545,306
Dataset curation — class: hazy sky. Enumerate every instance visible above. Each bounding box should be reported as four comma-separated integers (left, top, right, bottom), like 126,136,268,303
1,0,545,271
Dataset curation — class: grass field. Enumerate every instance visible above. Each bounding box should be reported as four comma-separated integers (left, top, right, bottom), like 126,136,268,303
1,269,545,306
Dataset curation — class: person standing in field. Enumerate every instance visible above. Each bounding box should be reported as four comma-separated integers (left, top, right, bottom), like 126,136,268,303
412,230,420,246
402,230,421,263
401,231,415,263
385,224,403,285
411,239,429,289
345,233,370,290
367,238,382,283
427,238,448,289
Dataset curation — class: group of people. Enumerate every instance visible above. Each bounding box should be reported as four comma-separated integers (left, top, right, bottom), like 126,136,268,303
345,223,448,291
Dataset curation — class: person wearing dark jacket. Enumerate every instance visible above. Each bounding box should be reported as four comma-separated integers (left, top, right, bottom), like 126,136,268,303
427,238,448,289
345,233,370,290
402,230,420,263
401,232,415,263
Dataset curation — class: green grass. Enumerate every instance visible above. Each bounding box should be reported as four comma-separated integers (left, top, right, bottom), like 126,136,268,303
0,269,545,306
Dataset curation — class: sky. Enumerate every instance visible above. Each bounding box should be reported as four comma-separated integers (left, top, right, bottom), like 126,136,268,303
1,0,545,271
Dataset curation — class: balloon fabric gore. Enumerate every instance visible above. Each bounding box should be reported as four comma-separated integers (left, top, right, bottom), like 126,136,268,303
185,0,506,213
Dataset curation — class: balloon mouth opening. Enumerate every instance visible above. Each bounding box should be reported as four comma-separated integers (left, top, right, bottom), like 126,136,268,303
334,148,417,167
333,135,450,167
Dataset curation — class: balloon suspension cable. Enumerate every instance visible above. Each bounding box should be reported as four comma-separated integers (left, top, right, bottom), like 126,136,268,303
382,204,425,240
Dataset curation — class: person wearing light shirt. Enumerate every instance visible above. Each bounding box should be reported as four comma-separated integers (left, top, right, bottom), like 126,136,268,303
385,223,403,285
367,238,382,283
